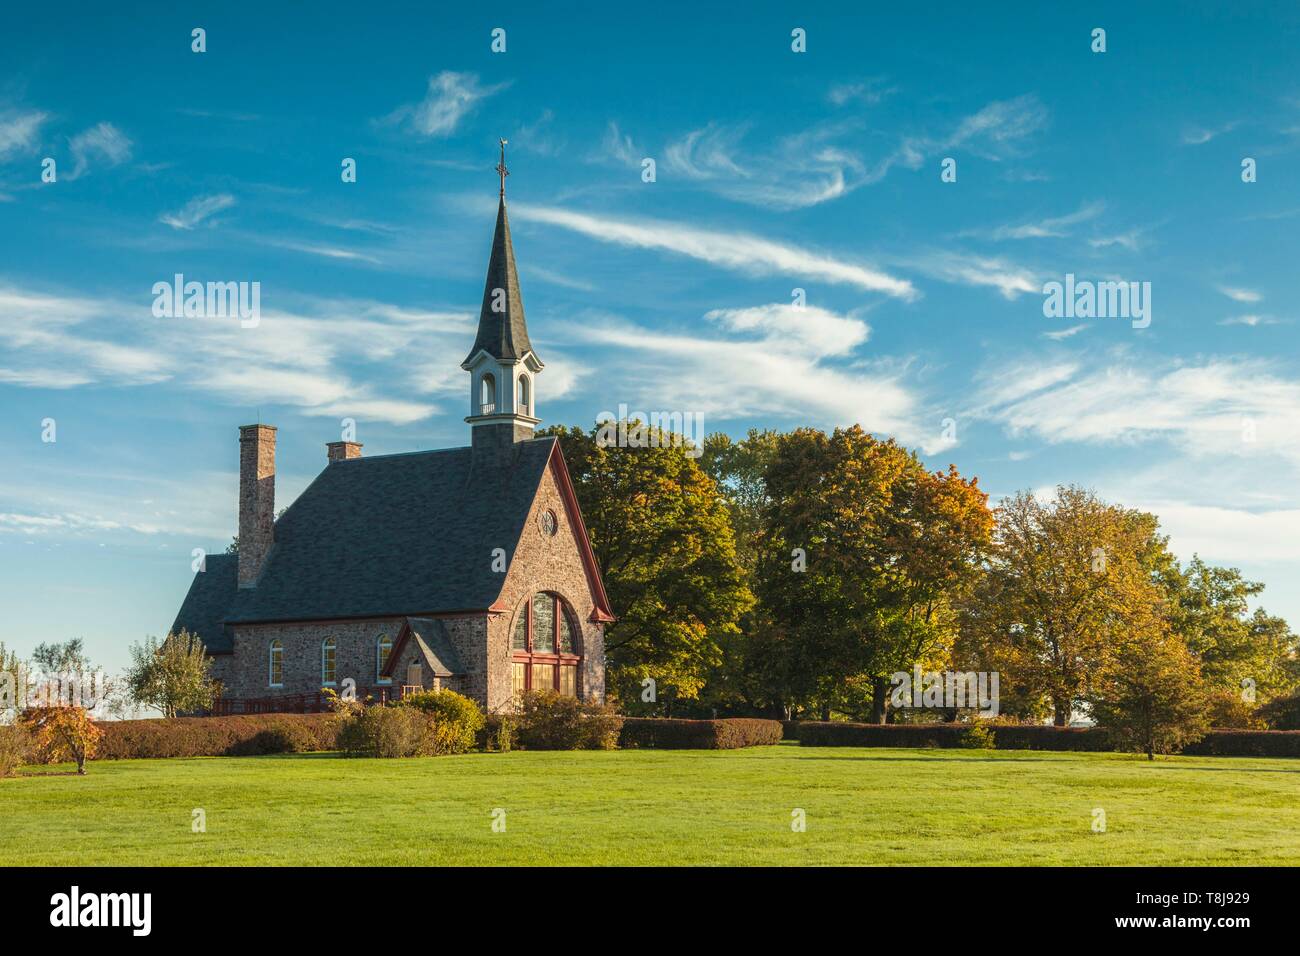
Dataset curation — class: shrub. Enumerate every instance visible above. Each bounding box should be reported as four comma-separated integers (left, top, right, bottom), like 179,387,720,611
515,691,622,750
0,722,31,777
97,714,336,759
1259,693,1300,731
398,690,484,755
24,706,103,773
1182,730,1300,757
797,722,1114,752
479,713,516,753
959,724,995,750
336,705,436,758
781,720,801,741
619,717,783,749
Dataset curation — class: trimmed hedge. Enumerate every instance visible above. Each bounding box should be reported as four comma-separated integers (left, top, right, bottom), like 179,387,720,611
796,721,1300,756
95,714,336,760
619,717,783,750
781,720,801,741
1183,730,1300,757
797,722,1112,751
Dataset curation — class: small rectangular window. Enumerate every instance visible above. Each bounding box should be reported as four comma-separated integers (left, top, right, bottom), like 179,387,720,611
531,662,554,692
512,661,527,697
559,665,577,698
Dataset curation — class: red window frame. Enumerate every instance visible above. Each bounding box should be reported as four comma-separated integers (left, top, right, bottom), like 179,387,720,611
512,593,581,697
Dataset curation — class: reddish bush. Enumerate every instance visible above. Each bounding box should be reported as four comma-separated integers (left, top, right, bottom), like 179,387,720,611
619,717,783,749
96,713,336,759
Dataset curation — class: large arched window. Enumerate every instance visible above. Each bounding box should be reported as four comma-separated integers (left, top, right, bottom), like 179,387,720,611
479,372,496,415
321,638,337,687
376,634,393,684
268,639,283,688
512,592,581,698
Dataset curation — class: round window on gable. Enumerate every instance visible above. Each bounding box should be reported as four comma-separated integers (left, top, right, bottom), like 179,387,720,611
539,509,557,537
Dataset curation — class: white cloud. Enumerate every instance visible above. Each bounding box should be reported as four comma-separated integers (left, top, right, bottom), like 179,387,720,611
511,202,916,299
964,202,1103,241
159,193,235,230
827,79,897,107
0,110,47,157
67,122,132,179
1218,285,1262,303
1219,314,1281,327
382,72,508,138
570,302,928,446
1043,323,1088,341
1182,122,1238,145
973,355,1300,467
0,284,473,425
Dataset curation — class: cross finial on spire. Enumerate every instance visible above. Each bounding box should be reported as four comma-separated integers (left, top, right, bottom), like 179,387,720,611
496,138,509,198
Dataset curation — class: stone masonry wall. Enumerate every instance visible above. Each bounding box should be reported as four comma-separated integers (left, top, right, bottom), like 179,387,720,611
490,452,606,712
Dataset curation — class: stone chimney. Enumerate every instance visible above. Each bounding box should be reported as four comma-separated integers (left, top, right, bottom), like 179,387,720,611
326,441,362,463
238,424,276,588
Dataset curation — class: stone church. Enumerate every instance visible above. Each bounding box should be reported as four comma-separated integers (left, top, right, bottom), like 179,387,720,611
171,158,613,713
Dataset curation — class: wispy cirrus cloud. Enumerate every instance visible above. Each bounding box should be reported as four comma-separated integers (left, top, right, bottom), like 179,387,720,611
381,71,508,138
1182,121,1239,145
67,122,132,179
637,94,1050,211
511,201,917,298
0,109,47,158
159,193,235,230
960,201,1103,241
1218,285,1262,303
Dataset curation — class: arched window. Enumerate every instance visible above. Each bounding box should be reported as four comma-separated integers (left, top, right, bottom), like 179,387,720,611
479,372,496,415
517,374,530,415
376,635,393,684
268,639,283,688
511,592,581,698
321,638,337,687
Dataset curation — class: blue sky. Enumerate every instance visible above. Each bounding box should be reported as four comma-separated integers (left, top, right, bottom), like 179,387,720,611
2,1,1299,674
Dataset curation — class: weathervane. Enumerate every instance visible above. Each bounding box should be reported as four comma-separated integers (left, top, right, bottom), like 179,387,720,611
496,138,509,197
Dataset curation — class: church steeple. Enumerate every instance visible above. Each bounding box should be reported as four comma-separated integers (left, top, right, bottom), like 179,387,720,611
463,140,543,452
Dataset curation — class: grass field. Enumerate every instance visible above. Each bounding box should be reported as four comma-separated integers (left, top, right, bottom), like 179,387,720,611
4,743,1299,865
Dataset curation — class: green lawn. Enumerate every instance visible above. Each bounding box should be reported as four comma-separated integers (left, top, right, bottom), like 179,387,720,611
4,743,1298,865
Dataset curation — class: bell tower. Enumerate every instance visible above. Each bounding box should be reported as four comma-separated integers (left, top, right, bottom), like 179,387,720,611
462,139,543,453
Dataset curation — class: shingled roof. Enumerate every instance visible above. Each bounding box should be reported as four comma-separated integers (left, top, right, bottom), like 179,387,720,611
172,437,570,651
461,197,536,366
171,552,237,653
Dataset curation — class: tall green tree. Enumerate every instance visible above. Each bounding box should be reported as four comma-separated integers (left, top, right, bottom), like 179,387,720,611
541,423,753,712
758,426,991,722
1161,557,1298,716
125,630,216,718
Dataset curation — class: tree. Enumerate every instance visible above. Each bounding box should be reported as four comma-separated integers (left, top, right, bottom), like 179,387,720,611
27,638,119,715
699,430,789,715
959,486,1168,726
24,705,103,774
1162,557,1298,710
758,426,991,722
1088,621,1209,759
540,423,753,711
0,641,25,718
125,630,217,718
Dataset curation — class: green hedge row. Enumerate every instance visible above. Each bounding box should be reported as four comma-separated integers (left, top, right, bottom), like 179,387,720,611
96,714,336,759
1183,730,1300,757
619,717,783,749
794,721,1300,756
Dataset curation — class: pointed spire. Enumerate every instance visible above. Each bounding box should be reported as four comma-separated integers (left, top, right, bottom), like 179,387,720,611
462,144,536,368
